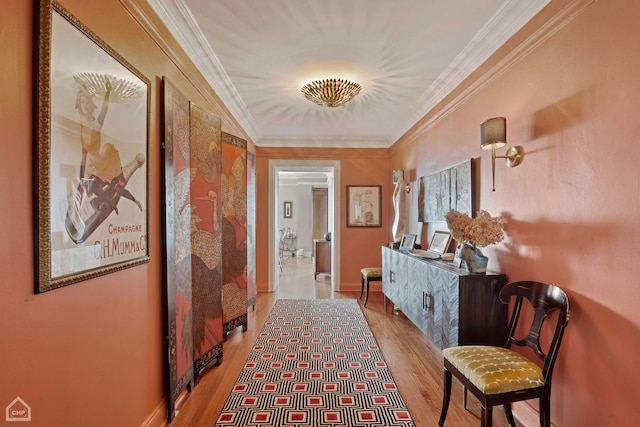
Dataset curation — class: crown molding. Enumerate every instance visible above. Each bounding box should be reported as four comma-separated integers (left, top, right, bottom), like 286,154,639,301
145,0,260,141
258,137,389,149
392,0,595,153
122,0,253,142
392,0,550,144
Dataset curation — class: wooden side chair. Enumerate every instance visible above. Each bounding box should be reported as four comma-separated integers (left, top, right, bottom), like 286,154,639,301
359,267,382,307
438,281,570,427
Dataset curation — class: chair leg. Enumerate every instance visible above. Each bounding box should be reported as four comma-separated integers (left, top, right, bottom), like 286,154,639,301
364,279,370,306
438,368,452,426
540,396,551,427
481,405,493,427
503,403,516,427
462,386,467,409
359,276,364,300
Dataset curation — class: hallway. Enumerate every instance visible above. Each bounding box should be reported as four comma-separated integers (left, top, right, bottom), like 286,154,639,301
166,255,513,427
275,255,332,299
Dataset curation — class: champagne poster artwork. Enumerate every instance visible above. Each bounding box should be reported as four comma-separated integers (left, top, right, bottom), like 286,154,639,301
35,2,150,293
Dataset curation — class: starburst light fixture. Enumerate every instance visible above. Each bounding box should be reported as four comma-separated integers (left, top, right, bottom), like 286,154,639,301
300,78,362,107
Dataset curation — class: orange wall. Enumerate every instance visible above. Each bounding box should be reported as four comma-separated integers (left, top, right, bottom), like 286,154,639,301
390,0,640,425
0,1,252,426
3,0,640,426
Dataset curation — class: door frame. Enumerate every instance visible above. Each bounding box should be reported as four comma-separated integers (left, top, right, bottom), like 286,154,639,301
269,159,340,292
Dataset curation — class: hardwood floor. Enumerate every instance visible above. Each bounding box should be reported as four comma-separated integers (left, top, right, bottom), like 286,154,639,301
166,256,513,427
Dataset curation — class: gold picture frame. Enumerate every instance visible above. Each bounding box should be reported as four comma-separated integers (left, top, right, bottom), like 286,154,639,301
34,1,150,293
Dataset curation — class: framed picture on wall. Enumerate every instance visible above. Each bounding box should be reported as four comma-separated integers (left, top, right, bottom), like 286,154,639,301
34,1,150,293
284,201,292,218
347,185,382,227
418,159,473,223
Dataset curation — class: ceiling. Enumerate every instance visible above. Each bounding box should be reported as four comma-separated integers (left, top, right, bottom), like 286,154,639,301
147,0,549,148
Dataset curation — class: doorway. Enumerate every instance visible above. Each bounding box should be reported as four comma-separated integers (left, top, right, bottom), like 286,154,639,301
269,160,340,293
311,187,328,257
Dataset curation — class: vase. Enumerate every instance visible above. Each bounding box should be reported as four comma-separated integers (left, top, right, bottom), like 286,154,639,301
459,243,488,274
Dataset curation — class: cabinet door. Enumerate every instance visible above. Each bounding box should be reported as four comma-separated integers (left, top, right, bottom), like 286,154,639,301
404,256,422,328
382,247,407,310
425,263,444,349
406,258,439,347
457,275,508,346
438,268,460,349
404,258,433,340
382,247,392,297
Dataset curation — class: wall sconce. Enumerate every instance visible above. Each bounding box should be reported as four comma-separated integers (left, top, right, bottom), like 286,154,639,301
480,117,524,191
392,170,411,193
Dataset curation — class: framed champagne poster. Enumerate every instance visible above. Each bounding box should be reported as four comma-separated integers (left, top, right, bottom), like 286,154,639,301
35,1,150,293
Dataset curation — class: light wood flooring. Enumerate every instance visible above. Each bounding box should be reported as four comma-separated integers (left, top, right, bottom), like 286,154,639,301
167,256,513,427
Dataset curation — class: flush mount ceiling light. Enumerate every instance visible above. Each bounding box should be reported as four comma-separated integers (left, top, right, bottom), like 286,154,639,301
300,78,362,107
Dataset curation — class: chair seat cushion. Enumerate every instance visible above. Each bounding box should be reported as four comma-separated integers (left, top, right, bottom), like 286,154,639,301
361,267,382,278
442,345,544,395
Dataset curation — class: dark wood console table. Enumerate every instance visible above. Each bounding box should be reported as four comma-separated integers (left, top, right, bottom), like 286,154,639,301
382,246,507,349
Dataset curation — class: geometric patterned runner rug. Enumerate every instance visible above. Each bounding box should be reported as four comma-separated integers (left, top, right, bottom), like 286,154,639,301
215,299,415,426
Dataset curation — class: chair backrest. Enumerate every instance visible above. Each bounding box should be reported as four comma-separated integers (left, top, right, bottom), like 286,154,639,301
499,281,570,382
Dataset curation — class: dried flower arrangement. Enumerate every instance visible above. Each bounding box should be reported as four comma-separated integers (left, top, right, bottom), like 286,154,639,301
444,209,504,248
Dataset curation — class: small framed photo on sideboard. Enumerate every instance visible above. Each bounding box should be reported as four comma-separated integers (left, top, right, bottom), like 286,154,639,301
399,233,417,251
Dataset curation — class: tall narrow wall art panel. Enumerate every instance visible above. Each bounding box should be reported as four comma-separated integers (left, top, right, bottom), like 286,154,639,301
246,152,256,310
221,132,248,335
161,77,193,420
419,159,473,222
424,170,450,222
189,103,224,378
450,160,473,214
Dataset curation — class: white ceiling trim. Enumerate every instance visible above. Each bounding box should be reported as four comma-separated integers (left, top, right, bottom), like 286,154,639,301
394,0,589,150
147,0,261,141
397,0,550,142
259,136,388,149
147,0,550,148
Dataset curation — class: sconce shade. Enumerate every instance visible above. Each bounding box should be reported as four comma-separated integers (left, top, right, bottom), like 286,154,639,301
480,116,523,192
480,117,506,149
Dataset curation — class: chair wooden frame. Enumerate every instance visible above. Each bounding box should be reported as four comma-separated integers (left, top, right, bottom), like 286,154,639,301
359,268,382,307
438,281,570,427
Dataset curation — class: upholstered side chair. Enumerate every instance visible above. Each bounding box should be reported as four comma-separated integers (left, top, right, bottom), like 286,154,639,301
438,280,570,427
